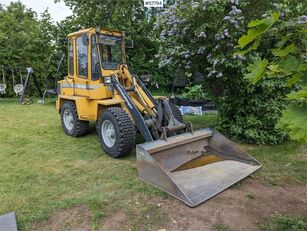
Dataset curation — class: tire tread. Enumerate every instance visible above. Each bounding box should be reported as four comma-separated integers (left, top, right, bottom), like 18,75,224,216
98,107,135,158
60,101,89,137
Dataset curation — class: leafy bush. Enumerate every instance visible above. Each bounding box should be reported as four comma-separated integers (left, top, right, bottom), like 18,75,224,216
216,78,288,144
180,84,211,100
236,11,307,142
156,0,290,144
261,215,307,231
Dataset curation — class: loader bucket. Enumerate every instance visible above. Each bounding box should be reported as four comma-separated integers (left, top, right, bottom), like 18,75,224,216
136,128,262,207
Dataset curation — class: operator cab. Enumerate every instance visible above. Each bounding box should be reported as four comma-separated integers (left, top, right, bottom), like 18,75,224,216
67,27,126,83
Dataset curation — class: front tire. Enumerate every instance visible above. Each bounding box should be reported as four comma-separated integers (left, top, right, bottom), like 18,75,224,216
60,101,89,137
168,102,184,135
97,107,135,158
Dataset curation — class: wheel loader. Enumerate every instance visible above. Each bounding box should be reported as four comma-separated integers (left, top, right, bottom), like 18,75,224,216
56,27,262,207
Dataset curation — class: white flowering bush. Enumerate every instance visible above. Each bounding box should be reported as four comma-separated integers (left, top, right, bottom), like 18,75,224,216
155,0,268,77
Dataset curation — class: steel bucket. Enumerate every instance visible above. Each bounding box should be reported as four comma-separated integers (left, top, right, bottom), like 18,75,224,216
136,128,262,207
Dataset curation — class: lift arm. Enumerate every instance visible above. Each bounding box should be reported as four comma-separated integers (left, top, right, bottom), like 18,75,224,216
111,75,154,142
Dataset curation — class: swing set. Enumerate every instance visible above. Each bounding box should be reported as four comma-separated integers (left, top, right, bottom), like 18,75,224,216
0,67,42,104
0,67,24,96
0,69,6,94
0,53,64,104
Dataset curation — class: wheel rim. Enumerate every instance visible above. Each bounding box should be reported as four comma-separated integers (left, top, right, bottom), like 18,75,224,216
101,120,116,147
63,109,74,130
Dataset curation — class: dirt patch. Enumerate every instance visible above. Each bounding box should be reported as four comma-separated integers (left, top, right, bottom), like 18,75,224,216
99,210,128,231
33,204,92,231
154,178,307,231
33,179,306,231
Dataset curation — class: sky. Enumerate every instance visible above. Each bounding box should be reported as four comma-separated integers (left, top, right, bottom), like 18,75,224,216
0,0,72,22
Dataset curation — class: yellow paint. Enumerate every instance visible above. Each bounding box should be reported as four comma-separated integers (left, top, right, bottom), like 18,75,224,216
173,155,224,172
56,28,156,122
97,99,124,106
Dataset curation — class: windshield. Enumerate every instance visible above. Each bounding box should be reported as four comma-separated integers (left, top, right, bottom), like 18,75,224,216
98,34,123,70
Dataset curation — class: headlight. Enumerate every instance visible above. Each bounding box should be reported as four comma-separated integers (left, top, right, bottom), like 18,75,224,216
104,76,112,84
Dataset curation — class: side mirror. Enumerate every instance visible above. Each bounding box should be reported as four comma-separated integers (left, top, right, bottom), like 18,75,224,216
125,39,134,49
82,33,89,46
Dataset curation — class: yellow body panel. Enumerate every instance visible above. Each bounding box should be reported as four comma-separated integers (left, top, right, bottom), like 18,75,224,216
97,99,124,105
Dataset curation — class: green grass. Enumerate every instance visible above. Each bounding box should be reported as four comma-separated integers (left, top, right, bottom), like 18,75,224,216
0,99,164,230
184,114,218,129
0,99,306,230
261,215,307,231
242,141,307,185
214,224,234,231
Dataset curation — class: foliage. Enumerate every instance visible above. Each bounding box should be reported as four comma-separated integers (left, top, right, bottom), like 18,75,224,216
261,215,307,231
155,0,275,77
180,84,211,99
156,0,293,144
236,11,307,142
0,2,56,97
216,78,288,144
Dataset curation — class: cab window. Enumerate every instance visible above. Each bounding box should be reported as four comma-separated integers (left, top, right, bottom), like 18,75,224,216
98,34,122,70
91,35,101,80
68,38,74,76
76,35,88,78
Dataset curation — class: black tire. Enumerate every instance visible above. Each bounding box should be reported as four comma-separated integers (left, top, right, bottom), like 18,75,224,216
60,101,89,137
169,102,183,123
168,102,184,135
97,107,135,158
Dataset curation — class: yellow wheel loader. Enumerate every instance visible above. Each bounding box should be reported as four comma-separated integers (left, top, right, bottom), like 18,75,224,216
56,27,262,207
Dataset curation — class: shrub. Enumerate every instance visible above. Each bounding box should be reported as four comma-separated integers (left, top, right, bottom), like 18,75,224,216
261,215,307,231
156,0,290,143
236,11,307,142
216,78,288,144
180,84,211,100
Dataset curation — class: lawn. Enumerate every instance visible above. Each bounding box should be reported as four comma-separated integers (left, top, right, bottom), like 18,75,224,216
0,98,306,230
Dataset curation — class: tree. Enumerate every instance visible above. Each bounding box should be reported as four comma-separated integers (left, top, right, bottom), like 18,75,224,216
0,2,56,96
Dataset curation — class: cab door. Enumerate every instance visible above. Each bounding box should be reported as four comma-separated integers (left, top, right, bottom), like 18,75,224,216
75,34,90,97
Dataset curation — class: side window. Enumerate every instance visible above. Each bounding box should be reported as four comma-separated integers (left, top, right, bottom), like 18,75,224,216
76,35,88,78
102,45,111,63
91,35,101,80
68,38,74,76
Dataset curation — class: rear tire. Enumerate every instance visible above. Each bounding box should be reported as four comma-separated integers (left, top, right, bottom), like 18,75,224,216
97,107,135,158
60,101,89,137
169,102,183,123
168,102,184,135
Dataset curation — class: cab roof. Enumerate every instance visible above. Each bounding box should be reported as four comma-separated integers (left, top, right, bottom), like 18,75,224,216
67,27,123,38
